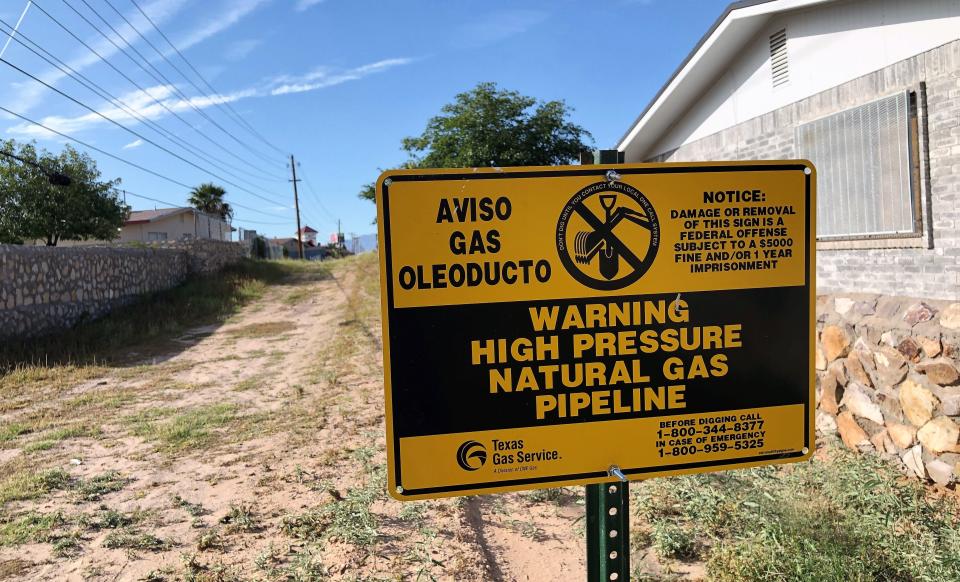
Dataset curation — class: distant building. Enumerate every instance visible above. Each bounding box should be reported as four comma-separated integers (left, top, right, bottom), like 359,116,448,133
298,226,319,247
616,0,960,299
121,208,233,243
270,237,301,257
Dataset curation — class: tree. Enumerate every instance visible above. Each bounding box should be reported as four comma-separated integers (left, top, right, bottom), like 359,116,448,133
359,82,592,202
0,140,127,246
189,182,233,220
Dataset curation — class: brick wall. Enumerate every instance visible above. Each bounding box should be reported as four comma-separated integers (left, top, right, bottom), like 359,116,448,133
651,39,960,301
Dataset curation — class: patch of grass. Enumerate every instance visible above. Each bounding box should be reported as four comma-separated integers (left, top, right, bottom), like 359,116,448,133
174,495,206,517
257,547,326,582
102,529,170,552
634,443,960,580
282,287,313,306
0,511,65,546
195,529,224,552
76,471,127,501
281,473,381,547
226,321,297,339
181,552,243,582
233,375,265,392
0,423,31,443
0,365,110,403
0,468,128,507
0,259,328,371
0,468,72,505
86,508,136,530
219,503,259,533
24,425,99,452
52,533,83,557
65,388,136,410
128,404,237,450
523,487,565,504
650,521,697,560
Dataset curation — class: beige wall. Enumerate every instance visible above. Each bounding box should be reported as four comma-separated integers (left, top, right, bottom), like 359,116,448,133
120,211,232,243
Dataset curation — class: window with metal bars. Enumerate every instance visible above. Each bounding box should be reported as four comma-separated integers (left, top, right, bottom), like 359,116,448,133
796,91,920,239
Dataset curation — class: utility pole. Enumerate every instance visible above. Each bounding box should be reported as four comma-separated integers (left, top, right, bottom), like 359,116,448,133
289,154,304,260
337,219,342,250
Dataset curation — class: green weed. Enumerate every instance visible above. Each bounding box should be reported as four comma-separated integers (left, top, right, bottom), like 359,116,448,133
128,404,236,450
634,443,960,580
102,530,170,552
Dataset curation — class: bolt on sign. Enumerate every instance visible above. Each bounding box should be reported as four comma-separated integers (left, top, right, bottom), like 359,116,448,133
376,161,816,500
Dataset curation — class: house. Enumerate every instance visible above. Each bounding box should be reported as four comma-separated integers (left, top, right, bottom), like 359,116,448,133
270,237,301,257
617,0,960,300
121,208,233,243
298,226,319,247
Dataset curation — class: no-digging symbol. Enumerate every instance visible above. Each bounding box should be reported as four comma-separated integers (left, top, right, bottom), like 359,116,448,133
557,181,660,290
377,162,816,500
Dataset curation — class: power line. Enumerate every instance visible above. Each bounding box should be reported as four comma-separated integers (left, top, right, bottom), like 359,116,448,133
301,173,339,224
0,104,286,219
0,56,289,207
122,189,284,224
125,0,288,157
0,17,284,189
30,1,286,181
67,0,286,168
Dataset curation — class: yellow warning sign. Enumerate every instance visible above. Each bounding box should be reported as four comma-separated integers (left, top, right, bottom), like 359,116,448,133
377,161,816,500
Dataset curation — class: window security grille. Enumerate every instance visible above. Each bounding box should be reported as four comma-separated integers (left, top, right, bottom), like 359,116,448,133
796,92,915,238
770,29,789,87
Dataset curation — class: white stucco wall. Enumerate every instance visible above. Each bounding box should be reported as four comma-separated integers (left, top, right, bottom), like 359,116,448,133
647,0,960,157
119,211,232,243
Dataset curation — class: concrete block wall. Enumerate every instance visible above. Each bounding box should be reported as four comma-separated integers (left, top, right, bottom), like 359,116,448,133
0,240,248,340
652,39,960,300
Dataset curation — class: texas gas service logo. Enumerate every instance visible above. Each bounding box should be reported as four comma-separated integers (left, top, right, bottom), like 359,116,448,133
556,181,660,290
456,440,488,471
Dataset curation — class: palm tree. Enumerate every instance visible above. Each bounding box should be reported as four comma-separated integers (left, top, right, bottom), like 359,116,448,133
188,183,233,220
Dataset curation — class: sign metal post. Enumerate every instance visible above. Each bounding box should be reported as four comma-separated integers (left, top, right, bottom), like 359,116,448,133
581,150,630,582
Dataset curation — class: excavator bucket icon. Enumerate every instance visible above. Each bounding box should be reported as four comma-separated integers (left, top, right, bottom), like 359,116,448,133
573,194,649,280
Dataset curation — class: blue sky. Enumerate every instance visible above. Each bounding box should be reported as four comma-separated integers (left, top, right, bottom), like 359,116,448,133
0,0,728,239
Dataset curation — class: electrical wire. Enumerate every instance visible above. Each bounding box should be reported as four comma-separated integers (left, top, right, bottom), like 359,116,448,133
0,104,287,219
301,173,339,224
124,0,289,157
0,18,285,189
30,1,286,181
68,0,285,168
0,56,290,207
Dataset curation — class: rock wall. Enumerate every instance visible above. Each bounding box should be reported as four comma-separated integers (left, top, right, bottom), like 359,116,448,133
0,240,248,340
817,293,960,485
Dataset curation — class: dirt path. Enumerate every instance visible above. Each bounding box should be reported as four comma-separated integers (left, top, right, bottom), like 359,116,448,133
0,255,588,581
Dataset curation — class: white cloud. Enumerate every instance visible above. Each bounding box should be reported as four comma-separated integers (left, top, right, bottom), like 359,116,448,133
7,84,255,139
269,58,413,96
122,138,144,150
454,9,549,48
173,0,271,52
224,38,263,61
6,0,190,113
6,0,267,113
6,57,414,139
295,0,325,12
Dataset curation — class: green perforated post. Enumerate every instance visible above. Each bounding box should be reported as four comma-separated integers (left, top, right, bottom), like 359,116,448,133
581,149,630,582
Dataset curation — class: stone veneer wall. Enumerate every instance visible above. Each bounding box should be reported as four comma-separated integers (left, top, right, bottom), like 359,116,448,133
0,240,248,340
650,39,960,300
817,294,960,484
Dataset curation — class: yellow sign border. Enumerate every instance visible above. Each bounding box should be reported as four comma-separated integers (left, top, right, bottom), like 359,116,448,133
376,160,816,500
